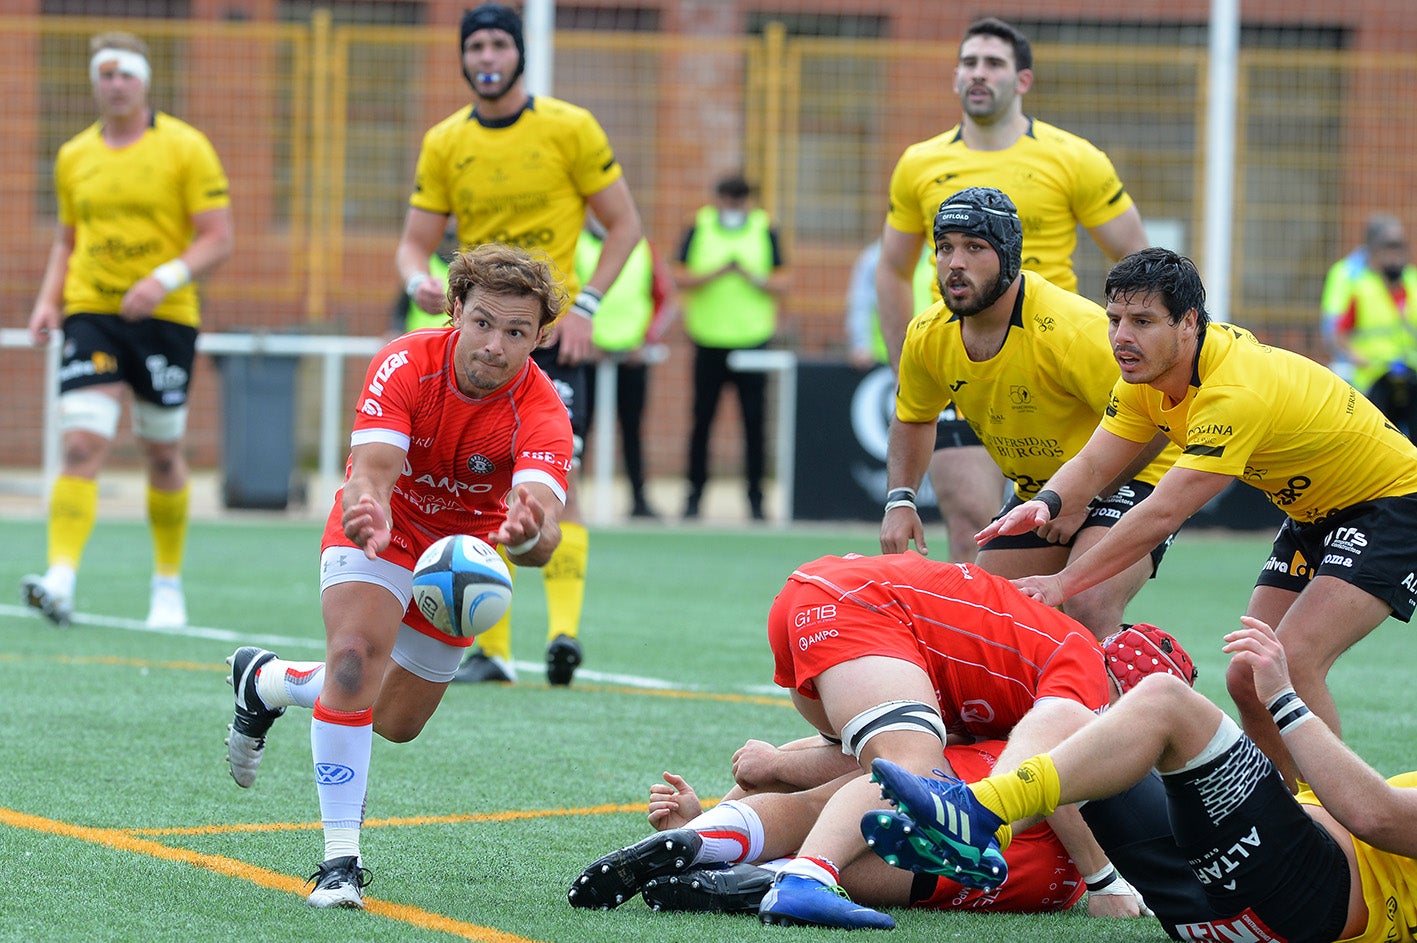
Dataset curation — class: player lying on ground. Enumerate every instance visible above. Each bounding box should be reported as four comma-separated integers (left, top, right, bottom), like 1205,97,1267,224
569,739,1089,920
869,617,1417,943
570,584,1205,930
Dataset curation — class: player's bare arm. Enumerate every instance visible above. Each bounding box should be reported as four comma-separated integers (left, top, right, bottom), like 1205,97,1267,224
881,417,937,555
555,178,643,365
28,225,75,345
1224,617,1417,859
732,737,859,794
396,206,453,316
1086,206,1149,263
1015,465,1230,606
341,441,406,558
977,426,1145,544
876,224,927,370
493,482,562,567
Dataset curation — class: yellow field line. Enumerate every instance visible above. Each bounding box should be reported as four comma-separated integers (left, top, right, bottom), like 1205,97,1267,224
132,800,654,835
0,805,549,942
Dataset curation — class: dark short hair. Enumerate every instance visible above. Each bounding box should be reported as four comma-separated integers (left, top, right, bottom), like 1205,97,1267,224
715,174,753,200
446,243,565,328
960,17,1032,72
1104,248,1210,329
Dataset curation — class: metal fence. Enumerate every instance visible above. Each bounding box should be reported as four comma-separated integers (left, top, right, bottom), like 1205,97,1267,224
4,13,1416,481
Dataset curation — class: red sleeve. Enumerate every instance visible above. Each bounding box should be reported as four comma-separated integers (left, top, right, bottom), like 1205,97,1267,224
350,336,438,441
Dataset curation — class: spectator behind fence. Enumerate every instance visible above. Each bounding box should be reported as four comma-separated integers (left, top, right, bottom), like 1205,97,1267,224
1319,241,1366,382
674,173,790,522
876,17,1150,565
577,219,679,520
1331,214,1417,439
22,31,234,631
394,2,645,688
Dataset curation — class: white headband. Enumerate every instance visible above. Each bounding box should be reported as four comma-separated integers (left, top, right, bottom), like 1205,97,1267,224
90,48,151,87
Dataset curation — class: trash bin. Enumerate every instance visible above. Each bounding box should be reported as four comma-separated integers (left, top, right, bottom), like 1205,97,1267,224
215,353,300,510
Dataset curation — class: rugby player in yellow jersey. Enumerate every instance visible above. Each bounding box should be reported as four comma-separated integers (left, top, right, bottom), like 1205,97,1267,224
22,31,233,631
872,615,1417,943
876,18,1149,565
395,2,643,687
883,187,1174,639
982,247,1417,785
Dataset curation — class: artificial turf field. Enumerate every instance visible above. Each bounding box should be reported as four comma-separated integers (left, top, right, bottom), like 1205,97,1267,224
2,517,1413,943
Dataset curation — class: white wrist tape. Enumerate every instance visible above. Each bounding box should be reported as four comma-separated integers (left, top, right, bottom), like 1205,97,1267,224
151,259,191,293
1083,864,1119,892
405,271,430,297
571,287,603,320
505,531,541,555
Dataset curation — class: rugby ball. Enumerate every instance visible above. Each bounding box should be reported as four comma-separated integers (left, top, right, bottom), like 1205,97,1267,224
411,535,514,638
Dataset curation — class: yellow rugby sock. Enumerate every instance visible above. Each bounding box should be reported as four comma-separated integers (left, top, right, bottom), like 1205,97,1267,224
474,557,516,661
969,755,1061,848
543,522,587,642
48,475,99,569
147,484,190,577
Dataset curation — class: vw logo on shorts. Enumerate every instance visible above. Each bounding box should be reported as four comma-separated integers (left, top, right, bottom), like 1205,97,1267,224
315,762,356,785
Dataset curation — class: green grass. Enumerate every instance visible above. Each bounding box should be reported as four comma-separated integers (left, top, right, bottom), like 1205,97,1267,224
1,519,1413,943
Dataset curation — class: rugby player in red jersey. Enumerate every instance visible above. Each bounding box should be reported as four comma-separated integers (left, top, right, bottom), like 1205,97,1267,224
222,243,574,908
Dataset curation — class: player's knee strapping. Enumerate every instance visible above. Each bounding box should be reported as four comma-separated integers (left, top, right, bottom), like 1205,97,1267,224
840,700,946,760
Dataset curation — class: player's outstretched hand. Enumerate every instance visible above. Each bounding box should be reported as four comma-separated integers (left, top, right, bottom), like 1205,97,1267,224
648,772,703,831
120,276,166,319
343,492,391,559
553,308,595,365
492,485,547,560
1221,616,1291,705
976,498,1052,545
1010,573,1065,608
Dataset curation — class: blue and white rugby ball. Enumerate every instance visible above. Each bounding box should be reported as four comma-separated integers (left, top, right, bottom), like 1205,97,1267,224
411,535,514,638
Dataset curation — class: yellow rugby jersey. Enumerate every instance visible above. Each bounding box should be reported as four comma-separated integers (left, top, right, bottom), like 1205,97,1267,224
409,96,622,295
1103,323,1417,524
886,118,1132,295
896,273,1172,499
55,113,230,327
1295,773,1417,943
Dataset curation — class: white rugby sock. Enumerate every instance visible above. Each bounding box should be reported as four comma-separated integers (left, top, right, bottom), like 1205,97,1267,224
687,799,765,864
312,701,372,860
257,658,324,709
